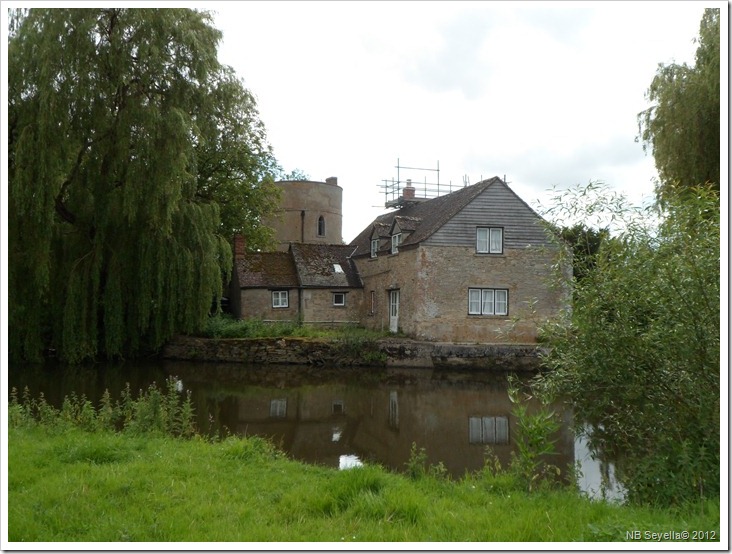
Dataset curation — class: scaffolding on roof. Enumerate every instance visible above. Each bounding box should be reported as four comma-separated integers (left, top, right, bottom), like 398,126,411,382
379,159,460,209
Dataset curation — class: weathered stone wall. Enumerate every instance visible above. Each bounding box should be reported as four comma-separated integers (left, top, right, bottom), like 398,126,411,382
162,336,381,366
237,288,301,322
262,179,343,251
411,245,564,343
162,336,545,371
354,244,565,343
301,288,362,325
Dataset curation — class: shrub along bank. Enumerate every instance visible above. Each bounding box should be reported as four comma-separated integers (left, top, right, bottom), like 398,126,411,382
7,380,720,543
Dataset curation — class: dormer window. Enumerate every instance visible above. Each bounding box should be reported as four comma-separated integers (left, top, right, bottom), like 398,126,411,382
317,216,326,237
370,239,379,258
391,233,402,254
333,263,344,273
477,227,503,254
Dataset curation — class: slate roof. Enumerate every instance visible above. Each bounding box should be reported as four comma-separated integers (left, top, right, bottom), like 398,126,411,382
349,177,502,256
290,243,362,288
234,244,362,290
234,252,299,288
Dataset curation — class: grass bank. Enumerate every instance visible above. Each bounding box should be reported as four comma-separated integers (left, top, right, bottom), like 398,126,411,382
8,426,719,543
7,380,720,544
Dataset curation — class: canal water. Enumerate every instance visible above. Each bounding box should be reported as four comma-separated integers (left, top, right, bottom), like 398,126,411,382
8,360,620,499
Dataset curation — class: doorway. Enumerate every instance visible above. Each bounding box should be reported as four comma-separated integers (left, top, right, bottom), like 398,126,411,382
389,289,400,333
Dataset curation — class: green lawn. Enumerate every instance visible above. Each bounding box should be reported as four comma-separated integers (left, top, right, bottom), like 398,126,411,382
7,426,720,544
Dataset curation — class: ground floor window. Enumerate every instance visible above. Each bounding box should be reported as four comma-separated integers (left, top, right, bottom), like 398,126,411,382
272,290,289,308
468,288,508,315
469,416,509,444
333,292,346,306
270,399,287,418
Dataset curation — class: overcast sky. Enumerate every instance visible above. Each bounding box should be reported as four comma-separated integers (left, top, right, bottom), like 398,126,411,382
210,1,721,242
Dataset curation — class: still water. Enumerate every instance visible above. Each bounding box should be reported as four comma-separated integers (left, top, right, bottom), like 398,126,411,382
8,360,618,498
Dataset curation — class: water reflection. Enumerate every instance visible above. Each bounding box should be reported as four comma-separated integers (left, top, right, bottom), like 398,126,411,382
10,360,577,481
575,433,626,502
339,454,363,470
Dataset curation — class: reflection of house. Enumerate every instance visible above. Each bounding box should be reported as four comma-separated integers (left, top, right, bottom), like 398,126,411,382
172,366,575,479
230,175,567,342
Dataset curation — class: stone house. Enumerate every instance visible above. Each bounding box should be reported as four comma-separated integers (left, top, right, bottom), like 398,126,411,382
230,235,363,325
348,177,568,343
230,175,567,343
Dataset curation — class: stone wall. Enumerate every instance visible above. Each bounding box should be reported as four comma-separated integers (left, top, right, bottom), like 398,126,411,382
354,244,565,344
237,288,301,322
301,288,362,325
262,179,343,251
162,335,545,371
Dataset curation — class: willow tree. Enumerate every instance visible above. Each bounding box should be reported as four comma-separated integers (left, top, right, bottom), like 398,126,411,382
538,184,719,506
638,8,720,204
8,8,279,363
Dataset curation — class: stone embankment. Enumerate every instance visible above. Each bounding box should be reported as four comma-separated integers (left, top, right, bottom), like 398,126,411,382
162,336,545,371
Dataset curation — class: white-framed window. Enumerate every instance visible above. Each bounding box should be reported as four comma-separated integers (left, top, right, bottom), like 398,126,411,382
333,292,346,306
270,399,287,418
370,238,379,258
469,416,509,444
391,233,401,254
272,290,289,308
476,227,503,254
389,390,399,429
317,215,326,236
468,288,508,316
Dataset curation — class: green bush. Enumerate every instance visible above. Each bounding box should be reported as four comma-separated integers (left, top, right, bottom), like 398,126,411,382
538,183,720,506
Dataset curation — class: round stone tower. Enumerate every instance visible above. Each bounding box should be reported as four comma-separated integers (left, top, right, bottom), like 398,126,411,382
266,177,343,250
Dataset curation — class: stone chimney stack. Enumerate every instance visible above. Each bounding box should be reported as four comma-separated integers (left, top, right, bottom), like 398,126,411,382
325,177,338,186
403,178,415,200
233,233,246,260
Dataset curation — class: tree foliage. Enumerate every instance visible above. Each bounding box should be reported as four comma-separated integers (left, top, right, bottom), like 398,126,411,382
280,168,311,181
637,8,720,204
537,184,720,506
8,8,280,363
555,223,609,284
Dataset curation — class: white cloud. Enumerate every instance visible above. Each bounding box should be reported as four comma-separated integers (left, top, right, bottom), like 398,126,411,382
211,1,718,242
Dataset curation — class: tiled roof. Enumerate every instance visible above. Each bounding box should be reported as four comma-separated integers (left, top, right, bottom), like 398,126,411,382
290,243,362,288
234,252,299,288
349,177,502,256
234,244,362,290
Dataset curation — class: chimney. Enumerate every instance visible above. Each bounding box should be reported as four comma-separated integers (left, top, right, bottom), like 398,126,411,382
233,233,246,260
403,178,415,200
325,177,338,186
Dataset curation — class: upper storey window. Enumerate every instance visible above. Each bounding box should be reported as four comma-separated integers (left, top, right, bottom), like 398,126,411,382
476,227,503,254
317,216,326,237
391,233,402,254
370,239,379,258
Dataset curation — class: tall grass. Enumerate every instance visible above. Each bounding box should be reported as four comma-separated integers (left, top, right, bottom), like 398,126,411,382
9,376,197,438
